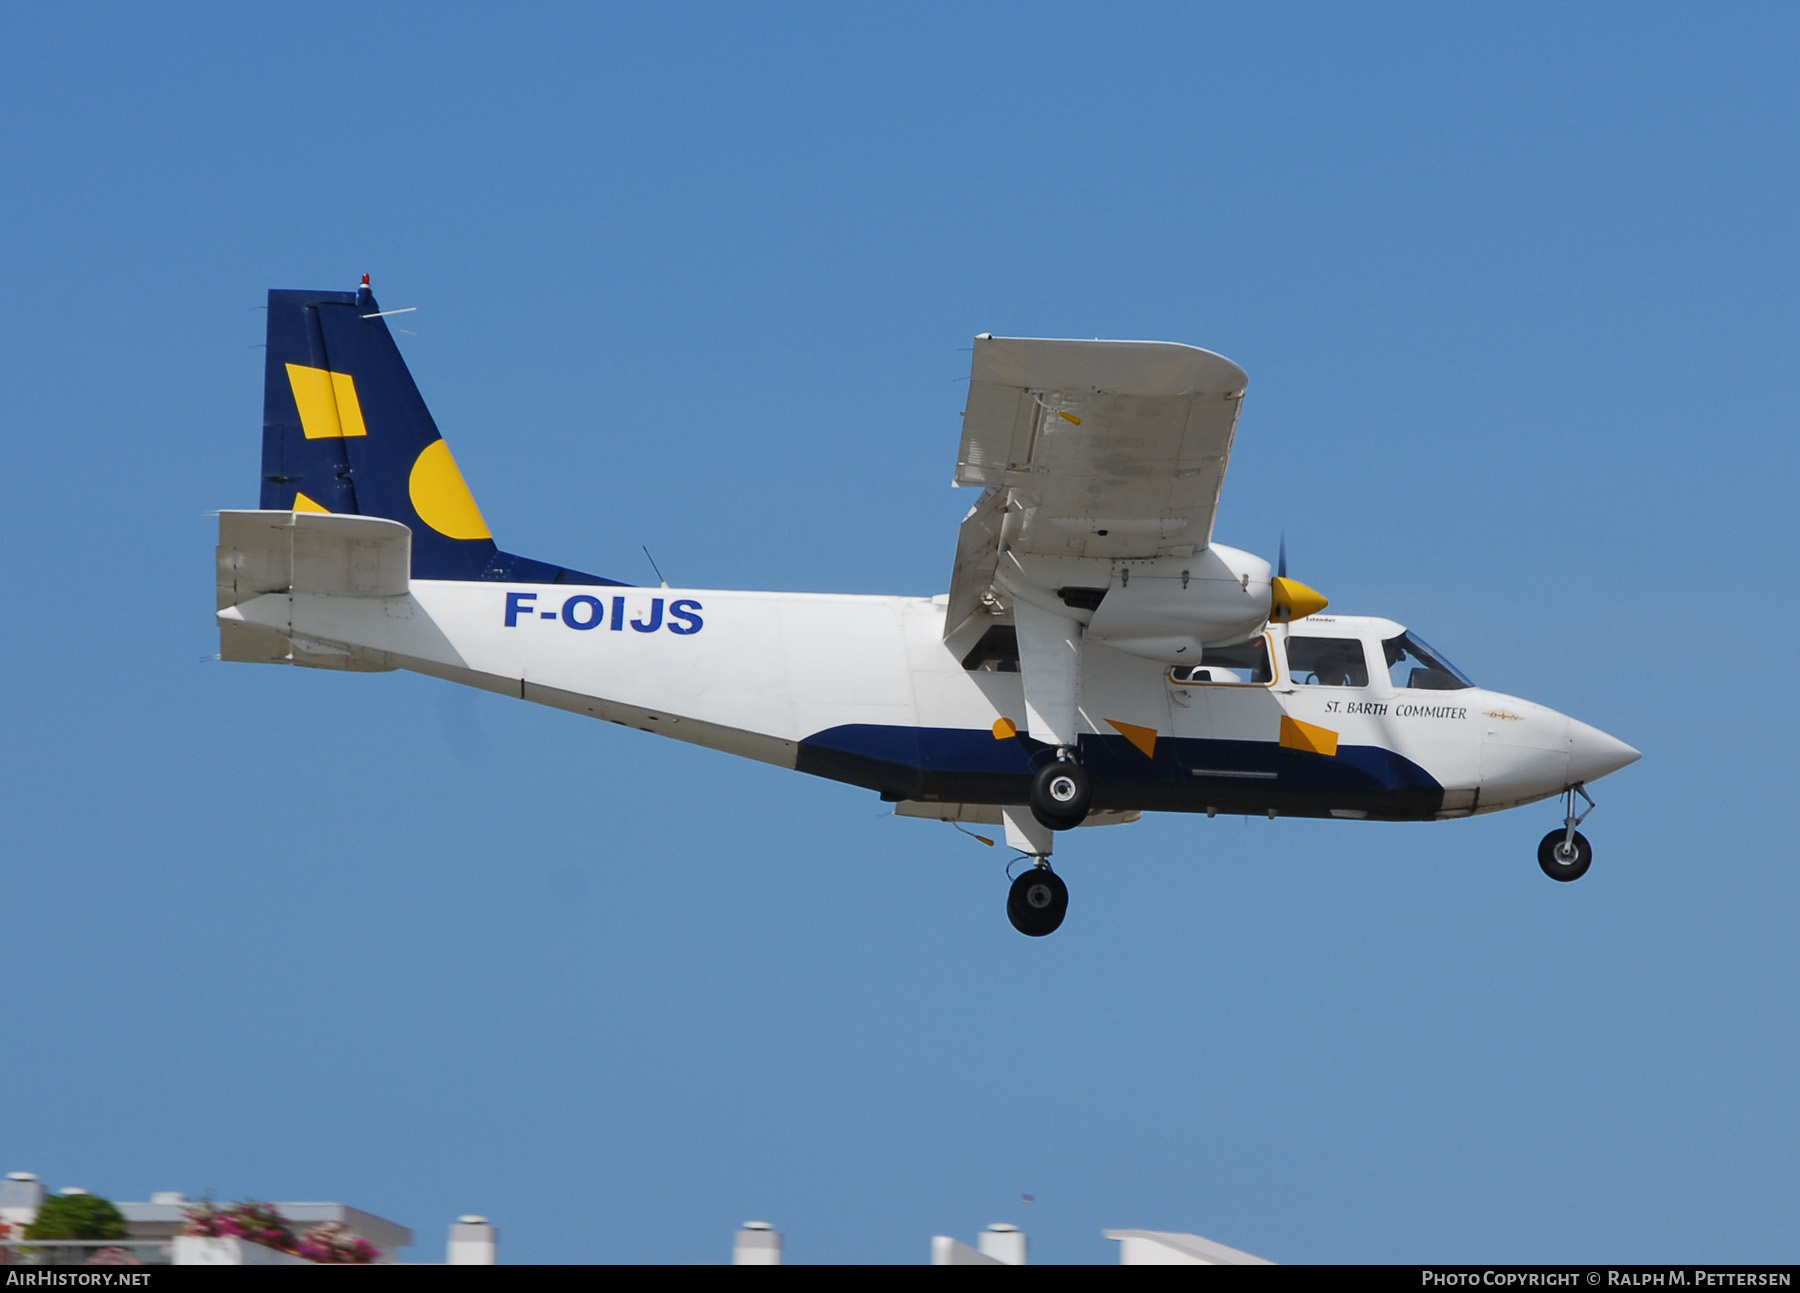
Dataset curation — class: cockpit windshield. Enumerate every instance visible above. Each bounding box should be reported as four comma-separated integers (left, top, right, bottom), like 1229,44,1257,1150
1382,631,1474,691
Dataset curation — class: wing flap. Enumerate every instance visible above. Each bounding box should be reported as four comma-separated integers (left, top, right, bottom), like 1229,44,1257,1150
943,487,1007,640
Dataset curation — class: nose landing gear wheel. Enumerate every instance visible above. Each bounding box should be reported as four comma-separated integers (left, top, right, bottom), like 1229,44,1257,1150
1007,867,1069,937
1537,829,1592,881
1029,759,1092,831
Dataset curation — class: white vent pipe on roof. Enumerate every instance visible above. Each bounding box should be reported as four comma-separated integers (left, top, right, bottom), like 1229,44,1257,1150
448,1215,497,1265
733,1221,781,1265
979,1223,1027,1265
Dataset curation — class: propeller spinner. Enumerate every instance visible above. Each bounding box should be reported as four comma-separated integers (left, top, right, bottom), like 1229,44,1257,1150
1269,534,1328,624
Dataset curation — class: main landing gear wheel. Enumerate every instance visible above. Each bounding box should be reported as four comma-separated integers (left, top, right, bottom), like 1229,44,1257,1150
1538,829,1592,881
1029,759,1092,831
1007,866,1069,937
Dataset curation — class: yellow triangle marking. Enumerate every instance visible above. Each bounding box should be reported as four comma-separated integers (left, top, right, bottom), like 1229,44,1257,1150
292,491,329,514
1279,715,1339,757
991,717,1017,740
1106,718,1157,758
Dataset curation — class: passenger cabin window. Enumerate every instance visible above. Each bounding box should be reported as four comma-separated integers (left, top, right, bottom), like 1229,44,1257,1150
1168,636,1272,686
1382,631,1474,691
1286,636,1370,687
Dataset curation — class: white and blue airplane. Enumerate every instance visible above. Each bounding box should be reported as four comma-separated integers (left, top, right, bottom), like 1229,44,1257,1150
215,278,1639,935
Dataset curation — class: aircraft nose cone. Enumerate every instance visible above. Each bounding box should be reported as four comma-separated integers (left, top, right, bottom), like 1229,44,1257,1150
1567,719,1640,785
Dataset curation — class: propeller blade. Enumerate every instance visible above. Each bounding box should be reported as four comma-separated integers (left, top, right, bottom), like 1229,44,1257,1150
1278,532,1287,579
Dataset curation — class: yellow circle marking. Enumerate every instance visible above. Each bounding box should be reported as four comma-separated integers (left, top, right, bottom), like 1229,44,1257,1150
408,439,492,541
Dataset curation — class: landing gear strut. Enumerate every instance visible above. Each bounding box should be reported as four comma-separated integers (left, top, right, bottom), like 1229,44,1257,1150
1029,750,1091,831
1007,863,1068,937
1537,783,1596,882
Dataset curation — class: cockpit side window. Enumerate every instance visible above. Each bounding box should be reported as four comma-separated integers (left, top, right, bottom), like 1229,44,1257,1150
1168,635,1273,687
1383,631,1474,691
1285,636,1370,687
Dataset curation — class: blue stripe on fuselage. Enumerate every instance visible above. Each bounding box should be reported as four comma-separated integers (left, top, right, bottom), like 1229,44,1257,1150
794,724,1445,821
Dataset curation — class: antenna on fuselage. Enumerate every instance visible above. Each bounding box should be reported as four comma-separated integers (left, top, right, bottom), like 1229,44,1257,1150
641,546,670,589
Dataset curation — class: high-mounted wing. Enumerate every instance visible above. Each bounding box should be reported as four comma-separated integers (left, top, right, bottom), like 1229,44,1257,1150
945,336,1248,639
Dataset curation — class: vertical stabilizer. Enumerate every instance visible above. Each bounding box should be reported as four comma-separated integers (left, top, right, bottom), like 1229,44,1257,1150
260,280,620,585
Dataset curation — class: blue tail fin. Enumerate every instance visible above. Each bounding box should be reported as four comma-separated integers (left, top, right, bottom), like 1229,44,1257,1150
261,280,622,585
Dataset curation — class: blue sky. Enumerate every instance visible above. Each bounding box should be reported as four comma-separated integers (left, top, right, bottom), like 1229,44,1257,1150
1,3,1795,1264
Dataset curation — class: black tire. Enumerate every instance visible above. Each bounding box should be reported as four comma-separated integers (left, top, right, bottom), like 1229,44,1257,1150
1007,868,1069,937
1029,760,1092,831
1537,829,1593,881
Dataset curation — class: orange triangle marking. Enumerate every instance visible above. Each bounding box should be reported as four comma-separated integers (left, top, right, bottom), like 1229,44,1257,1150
1279,715,1340,757
292,491,329,514
1106,718,1158,758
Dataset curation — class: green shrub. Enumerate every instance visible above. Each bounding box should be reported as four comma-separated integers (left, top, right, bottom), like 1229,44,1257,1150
23,1194,127,1241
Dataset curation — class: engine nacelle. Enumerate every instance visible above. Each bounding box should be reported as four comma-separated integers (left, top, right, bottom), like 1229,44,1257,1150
1084,543,1272,664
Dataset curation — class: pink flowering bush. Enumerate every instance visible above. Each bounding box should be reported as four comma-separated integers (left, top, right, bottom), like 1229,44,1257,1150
293,1221,379,1264
180,1201,376,1264
181,1200,298,1253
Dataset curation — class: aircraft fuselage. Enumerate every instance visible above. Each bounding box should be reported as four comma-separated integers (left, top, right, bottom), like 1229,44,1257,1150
223,580,1632,826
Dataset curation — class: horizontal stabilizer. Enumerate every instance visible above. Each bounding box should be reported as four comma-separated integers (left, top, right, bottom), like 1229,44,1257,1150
216,511,411,670
217,510,411,607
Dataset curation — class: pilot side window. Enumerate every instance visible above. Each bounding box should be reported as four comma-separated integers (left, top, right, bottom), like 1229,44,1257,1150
1168,636,1272,687
1286,636,1370,687
1382,632,1474,691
